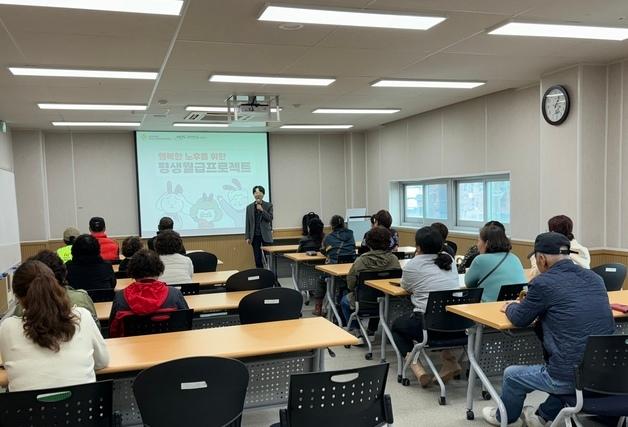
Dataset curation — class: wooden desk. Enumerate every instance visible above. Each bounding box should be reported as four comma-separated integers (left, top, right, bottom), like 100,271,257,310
446,290,628,426
94,290,254,321
397,246,416,255
115,270,238,291
284,252,326,262
113,259,223,273
261,244,300,273
364,278,409,297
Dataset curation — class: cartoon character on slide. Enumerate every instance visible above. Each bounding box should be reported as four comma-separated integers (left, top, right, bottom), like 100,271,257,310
217,178,248,226
156,181,188,226
190,193,223,228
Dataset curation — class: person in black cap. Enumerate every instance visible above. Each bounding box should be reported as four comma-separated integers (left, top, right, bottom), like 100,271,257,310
482,232,615,427
147,217,186,255
89,217,119,262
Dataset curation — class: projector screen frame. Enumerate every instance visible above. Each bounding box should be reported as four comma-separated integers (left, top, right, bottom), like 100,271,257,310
133,130,271,239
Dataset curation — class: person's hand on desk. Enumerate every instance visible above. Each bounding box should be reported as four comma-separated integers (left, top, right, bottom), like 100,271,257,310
500,300,519,313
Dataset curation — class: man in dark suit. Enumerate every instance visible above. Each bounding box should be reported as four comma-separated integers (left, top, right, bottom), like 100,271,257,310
245,185,273,268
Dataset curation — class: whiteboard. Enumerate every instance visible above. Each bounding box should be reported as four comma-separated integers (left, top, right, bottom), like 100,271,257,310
0,169,21,275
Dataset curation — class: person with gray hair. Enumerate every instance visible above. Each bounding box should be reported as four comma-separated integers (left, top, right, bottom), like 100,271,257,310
482,232,615,427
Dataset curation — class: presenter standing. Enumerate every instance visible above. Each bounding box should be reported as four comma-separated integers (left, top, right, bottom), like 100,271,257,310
245,185,273,268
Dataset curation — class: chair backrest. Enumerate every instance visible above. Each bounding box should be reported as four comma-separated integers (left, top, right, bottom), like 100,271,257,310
336,254,357,264
392,251,406,260
445,240,458,255
281,363,393,427
424,288,484,332
577,334,628,394
133,357,249,427
87,288,116,303
496,283,527,302
238,288,303,325
592,263,627,292
168,282,200,295
0,380,116,427
225,268,276,292
186,251,218,273
355,270,403,316
114,270,128,279
122,309,193,337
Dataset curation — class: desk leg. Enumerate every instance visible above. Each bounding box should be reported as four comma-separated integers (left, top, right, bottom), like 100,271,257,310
314,348,325,372
271,253,277,275
325,276,343,326
465,324,507,426
378,296,402,377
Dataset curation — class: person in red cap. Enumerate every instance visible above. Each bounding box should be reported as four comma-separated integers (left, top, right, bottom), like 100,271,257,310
89,216,119,261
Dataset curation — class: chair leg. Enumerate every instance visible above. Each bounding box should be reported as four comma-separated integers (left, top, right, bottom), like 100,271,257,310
356,317,373,359
421,350,446,405
571,415,584,427
401,345,420,382
549,390,583,427
617,416,626,427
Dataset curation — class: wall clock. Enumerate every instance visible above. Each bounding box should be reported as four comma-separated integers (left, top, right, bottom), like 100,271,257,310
542,85,570,125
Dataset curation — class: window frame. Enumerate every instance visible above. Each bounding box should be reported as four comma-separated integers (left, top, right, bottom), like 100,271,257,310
401,178,452,226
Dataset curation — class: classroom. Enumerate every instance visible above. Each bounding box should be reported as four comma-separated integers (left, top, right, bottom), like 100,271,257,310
0,1,627,426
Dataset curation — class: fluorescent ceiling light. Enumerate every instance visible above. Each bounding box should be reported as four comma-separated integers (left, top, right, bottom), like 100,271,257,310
280,124,353,129
372,79,485,89
488,22,628,41
51,121,141,127
259,5,445,31
173,123,229,128
313,108,400,114
0,0,183,16
9,67,158,80
185,106,281,113
209,74,334,86
39,103,147,111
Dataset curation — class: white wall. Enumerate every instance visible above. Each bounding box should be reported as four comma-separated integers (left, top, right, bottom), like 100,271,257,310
12,131,358,240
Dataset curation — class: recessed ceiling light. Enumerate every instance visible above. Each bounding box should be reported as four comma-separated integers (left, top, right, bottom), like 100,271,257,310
372,79,485,89
209,74,335,86
39,103,147,111
278,23,304,31
173,123,229,128
280,124,353,129
51,121,141,127
0,0,183,15
259,5,445,31
488,22,628,41
185,105,282,113
313,108,400,114
9,67,158,79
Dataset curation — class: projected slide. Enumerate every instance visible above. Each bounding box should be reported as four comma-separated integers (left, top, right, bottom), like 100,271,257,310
136,131,270,237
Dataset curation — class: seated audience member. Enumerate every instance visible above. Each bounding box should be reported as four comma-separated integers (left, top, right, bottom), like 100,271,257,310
483,232,615,427
154,230,194,284
342,227,400,329
465,224,526,302
392,227,460,387
297,217,325,253
322,215,356,264
0,260,108,391
147,216,186,254
66,234,116,291
431,222,457,257
301,212,320,236
528,214,590,279
89,216,119,261
108,249,189,338
360,210,399,253
118,236,143,273
57,227,80,263
457,220,505,274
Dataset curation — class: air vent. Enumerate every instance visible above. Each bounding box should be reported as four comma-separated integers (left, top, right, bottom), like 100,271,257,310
183,112,229,122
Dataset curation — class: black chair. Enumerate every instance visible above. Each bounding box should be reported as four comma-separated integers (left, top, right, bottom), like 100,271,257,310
337,254,357,264
122,308,193,337
114,270,128,279
496,283,527,302
0,380,120,426
277,363,393,427
133,357,249,427
401,288,484,405
445,240,458,256
551,335,628,427
238,288,303,325
592,263,627,291
168,282,200,295
225,268,277,292
87,288,116,303
186,251,219,273
348,269,403,361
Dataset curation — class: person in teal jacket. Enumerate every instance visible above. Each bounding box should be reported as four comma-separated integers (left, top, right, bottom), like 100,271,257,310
465,224,526,301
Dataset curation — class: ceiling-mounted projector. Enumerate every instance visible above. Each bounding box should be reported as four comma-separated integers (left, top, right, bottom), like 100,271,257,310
226,95,280,127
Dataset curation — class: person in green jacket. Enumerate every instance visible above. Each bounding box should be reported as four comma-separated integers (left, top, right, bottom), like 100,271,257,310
341,226,401,328
56,227,80,264
2,250,100,328
465,224,526,302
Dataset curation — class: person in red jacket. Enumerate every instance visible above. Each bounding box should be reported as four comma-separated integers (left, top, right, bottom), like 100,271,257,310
108,249,188,338
89,217,119,261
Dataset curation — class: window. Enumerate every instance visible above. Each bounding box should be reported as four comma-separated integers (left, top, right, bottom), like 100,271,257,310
401,174,510,229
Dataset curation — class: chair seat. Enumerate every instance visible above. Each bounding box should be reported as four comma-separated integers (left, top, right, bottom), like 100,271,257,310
427,335,468,348
558,393,628,417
